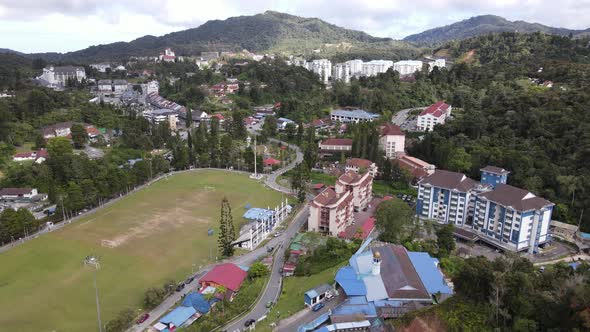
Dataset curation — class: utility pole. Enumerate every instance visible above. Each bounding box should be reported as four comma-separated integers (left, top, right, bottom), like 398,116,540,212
254,135,257,177
94,267,102,332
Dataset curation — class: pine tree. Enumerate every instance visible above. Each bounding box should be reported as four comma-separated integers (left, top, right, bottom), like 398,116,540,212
218,197,235,257
187,130,195,166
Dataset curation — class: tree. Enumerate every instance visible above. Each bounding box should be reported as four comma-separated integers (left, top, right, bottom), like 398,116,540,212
216,285,228,314
47,137,73,158
143,287,166,308
285,123,296,140
436,224,456,257
375,199,416,244
248,262,269,278
447,147,472,172
262,115,277,138
70,123,87,149
218,197,235,257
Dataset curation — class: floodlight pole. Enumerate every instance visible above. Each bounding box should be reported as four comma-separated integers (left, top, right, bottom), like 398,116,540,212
93,262,103,332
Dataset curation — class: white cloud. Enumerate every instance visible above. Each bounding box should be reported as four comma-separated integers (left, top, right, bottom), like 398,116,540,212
0,0,589,53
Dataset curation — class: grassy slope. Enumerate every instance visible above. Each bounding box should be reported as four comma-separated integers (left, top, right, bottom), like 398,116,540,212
0,170,282,332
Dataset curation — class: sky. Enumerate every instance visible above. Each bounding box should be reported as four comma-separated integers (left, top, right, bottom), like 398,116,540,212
1,0,590,53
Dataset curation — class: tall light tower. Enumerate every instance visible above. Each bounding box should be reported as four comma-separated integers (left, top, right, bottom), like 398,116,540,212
85,255,102,332
253,135,257,177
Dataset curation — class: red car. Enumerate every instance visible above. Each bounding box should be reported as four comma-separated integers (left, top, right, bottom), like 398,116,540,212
136,313,150,324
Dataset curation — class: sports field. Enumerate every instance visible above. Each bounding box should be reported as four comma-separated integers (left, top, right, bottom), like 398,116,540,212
0,170,283,331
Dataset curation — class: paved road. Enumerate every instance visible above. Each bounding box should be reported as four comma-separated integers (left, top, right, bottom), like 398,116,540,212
222,207,309,332
132,137,306,332
276,294,343,332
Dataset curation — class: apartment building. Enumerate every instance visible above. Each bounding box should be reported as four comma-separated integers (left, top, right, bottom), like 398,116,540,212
417,101,452,132
378,123,405,159
308,188,354,237
336,171,373,211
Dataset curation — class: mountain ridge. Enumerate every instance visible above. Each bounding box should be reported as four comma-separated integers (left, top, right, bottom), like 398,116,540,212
403,14,590,44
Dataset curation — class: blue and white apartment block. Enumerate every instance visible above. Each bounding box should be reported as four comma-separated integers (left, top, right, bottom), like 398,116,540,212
417,166,554,253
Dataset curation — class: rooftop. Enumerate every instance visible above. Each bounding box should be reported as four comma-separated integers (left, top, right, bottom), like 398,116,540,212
331,109,379,120
480,165,510,175
478,183,553,212
419,101,450,118
320,138,353,146
346,158,373,169
418,170,479,192
313,187,348,207
0,188,34,196
200,263,247,291
379,123,404,136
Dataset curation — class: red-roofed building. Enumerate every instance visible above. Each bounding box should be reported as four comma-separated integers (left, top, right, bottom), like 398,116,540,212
13,149,48,164
394,153,436,180
318,138,353,157
199,263,247,301
263,158,281,167
159,48,176,62
378,123,405,159
211,113,225,123
417,101,452,132
308,187,354,237
345,158,378,177
336,171,373,211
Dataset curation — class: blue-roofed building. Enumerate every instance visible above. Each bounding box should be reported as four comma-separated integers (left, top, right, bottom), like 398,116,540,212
181,292,215,314
158,306,197,330
330,109,379,123
333,241,453,321
304,283,333,307
407,252,452,296
234,200,291,250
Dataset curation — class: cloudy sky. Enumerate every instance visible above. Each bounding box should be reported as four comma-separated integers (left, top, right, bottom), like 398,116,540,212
1,0,589,53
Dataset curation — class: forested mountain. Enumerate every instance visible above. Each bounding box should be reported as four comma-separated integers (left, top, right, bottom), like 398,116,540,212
0,52,34,89
28,11,419,62
404,15,590,44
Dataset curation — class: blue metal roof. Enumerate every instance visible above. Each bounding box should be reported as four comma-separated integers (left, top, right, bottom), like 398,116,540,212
304,284,331,300
335,266,367,296
297,312,330,332
243,207,274,221
159,306,196,327
330,109,379,120
407,251,452,295
181,292,212,314
332,299,377,316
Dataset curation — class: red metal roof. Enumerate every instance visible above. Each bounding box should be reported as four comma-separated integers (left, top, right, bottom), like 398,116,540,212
419,101,450,118
320,138,353,146
263,158,281,166
380,123,404,136
200,263,247,292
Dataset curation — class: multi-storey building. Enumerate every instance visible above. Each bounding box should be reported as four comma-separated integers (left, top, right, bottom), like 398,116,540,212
38,66,86,88
345,158,378,177
417,167,554,252
417,101,452,132
330,109,379,123
333,63,351,83
378,123,405,159
428,59,446,71
336,171,373,211
346,59,364,77
393,60,423,76
361,60,394,77
318,138,353,156
308,187,354,237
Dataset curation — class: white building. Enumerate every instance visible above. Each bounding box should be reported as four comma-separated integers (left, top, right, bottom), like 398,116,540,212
393,60,423,76
310,59,332,83
142,109,179,128
234,200,291,250
417,101,452,132
90,63,110,73
417,167,554,253
0,188,39,201
38,66,86,88
330,109,379,123
159,48,176,62
142,81,160,96
378,123,406,159
97,79,112,93
361,60,394,77
345,158,378,177
333,63,351,83
346,59,364,77
428,59,446,72
113,79,128,94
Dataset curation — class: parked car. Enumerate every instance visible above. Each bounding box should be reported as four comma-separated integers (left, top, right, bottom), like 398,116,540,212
312,302,325,312
266,301,273,308
245,318,256,327
185,276,195,284
267,246,274,253
136,313,150,324
273,232,281,238
176,283,185,292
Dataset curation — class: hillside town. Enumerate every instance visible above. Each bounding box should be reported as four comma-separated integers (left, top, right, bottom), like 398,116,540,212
1,5,590,332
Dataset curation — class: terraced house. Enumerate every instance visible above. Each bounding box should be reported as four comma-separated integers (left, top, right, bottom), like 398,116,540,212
416,166,554,253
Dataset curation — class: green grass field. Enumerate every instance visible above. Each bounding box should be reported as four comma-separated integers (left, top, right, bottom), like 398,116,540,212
0,170,283,332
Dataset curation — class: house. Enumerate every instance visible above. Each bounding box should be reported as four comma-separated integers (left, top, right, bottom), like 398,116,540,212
336,171,373,211
308,187,354,237
330,109,379,123
318,138,353,157
90,63,110,73
147,92,186,113
334,243,452,321
13,150,48,164
155,306,197,331
37,66,86,88
178,110,209,127
97,79,112,92
41,122,101,140
159,48,176,62
244,117,258,127
263,158,281,167
199,263,247,301
277,118,296,130
345,158,378,177
417,101,452,132
112,79,128,93
253,104,276,118
0,188,39,201
210,113,225,123
394,154,435,180
304,284,333,307
311,118,333,131
417,166,554,253
378,123,405,159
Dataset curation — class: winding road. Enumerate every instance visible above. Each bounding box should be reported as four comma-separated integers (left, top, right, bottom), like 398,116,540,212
131,134,306,332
